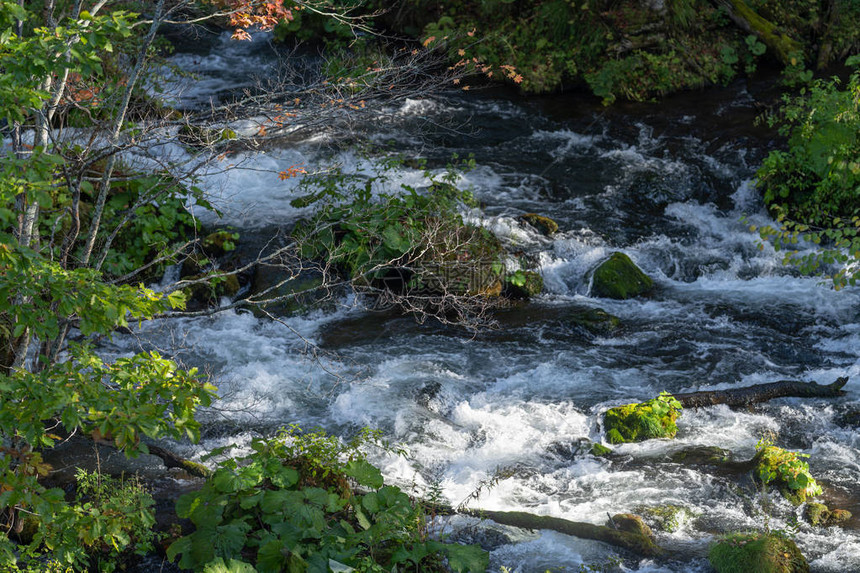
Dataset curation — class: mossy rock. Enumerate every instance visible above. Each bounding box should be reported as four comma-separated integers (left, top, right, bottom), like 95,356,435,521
753,446,822,506
603,394,682,444
519,213,559,236
590,442,613,457
247,272,327,318
590,252,654,300
201,230,239,259
670,445,732,466
709,532,809,573
566,307,620,334
182,272,241,309
608,513,654,540
639,505,696,533
413,225,507,297
503,270,543,299
805,502,852,527
178,124,237,147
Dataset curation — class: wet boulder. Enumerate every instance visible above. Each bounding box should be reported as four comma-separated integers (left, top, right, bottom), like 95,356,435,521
709,532,809,573
502,270,543,299
805,502,852,527
589,252,653,299
603,393,682,444
182,271,240,310
607,513,654,540
518,213,559,236
670,445,732,466
566,307,620,335
638,505,696,533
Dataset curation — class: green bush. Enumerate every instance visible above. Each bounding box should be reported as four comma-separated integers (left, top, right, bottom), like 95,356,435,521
293,155,507,298
753,439,822,505
753,58,860,288
167,426,488,572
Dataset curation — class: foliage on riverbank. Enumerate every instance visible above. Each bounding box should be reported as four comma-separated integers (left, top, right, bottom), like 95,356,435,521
167,426,488,572
368,0,860,101
753,58,860,288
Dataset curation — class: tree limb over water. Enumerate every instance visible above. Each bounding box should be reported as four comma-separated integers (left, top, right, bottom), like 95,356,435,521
672,377,849,409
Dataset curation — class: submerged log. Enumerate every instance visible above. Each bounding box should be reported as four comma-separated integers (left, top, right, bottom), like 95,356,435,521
672,377,848,409
459,508,663,557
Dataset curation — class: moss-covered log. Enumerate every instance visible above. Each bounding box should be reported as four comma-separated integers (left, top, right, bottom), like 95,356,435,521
460,509,663,557
709,0,804,64
147,444,211,478
672,377,848,409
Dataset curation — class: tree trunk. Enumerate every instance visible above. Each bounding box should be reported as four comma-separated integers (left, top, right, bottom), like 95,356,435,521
672,377,848,409
709,0,804,65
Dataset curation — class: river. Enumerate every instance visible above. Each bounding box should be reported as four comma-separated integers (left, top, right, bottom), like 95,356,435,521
117,30,860,572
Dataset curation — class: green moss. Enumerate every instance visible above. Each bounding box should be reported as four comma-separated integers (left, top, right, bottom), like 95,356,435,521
709,532,809,573
519,213,559,236
603,393,682,444
609,514,653,539
805,503,852,527
670,445,732,466
590,252,654,300
182,272,241,309
805,502,830,526
202,230,239,258
590,443,612,457
830,509,852,524
754,444,822,506
640,505,695,533
606,428,626,445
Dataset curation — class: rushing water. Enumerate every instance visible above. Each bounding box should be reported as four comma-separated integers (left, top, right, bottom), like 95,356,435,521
119,30,860,571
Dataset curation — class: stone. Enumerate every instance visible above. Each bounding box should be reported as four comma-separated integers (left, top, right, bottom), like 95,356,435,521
608,513,654,540
670,446,732,466
709,532,809,573
590,252,653,299
639,505,696,533
519,213,559,236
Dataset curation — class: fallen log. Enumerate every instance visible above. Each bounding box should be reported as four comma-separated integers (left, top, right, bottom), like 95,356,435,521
708,0,804,65
146,444,211,478
458,508,663,558
672,377,848,409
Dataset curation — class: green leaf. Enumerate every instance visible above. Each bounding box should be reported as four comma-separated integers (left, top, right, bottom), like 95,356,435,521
202,558,258,573
361,492,379,513
343,459,383,489
256,540,287,573
443,543,490,573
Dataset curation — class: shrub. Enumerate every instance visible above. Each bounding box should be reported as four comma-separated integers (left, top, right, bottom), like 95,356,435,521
753,57,860,288
167,426,488,572
753,439,822,505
